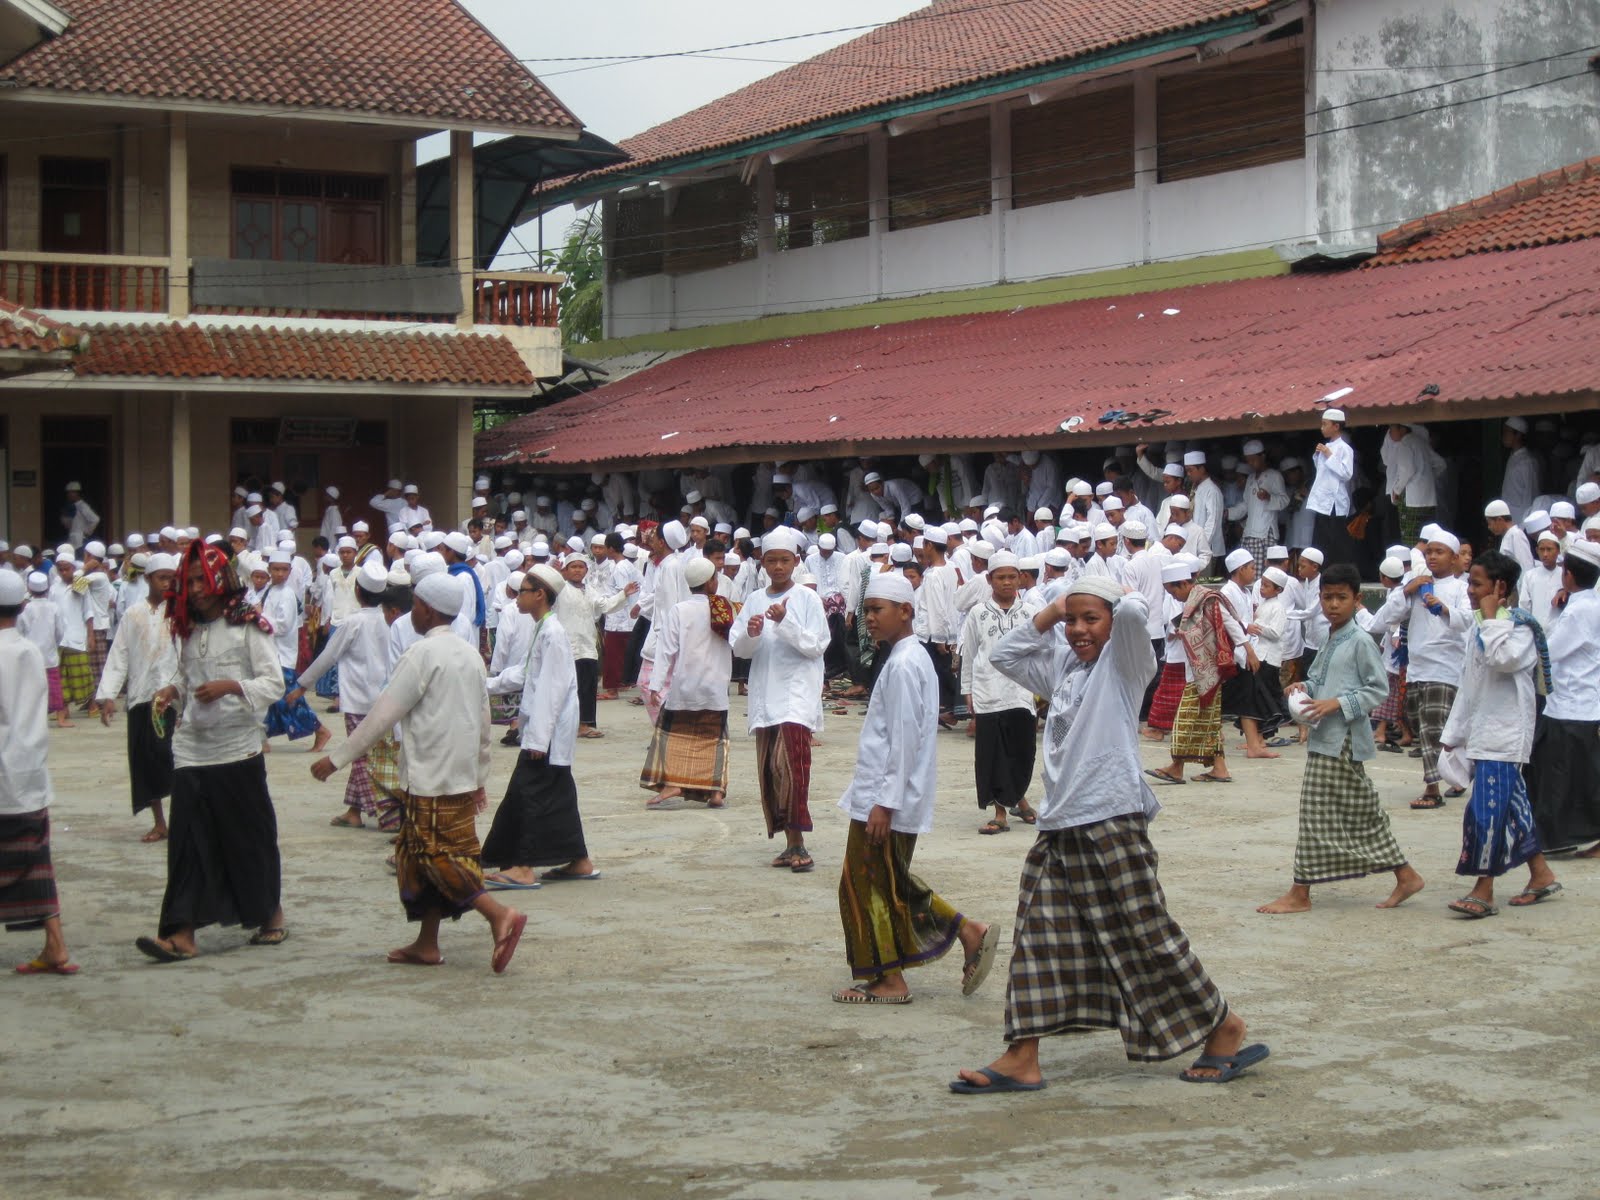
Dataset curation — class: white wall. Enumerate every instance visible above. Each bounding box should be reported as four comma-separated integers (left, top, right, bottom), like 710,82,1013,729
1148,160,1308,263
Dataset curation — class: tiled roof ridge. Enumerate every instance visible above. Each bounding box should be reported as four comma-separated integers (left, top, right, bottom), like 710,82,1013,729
0,297,90,352
1373,155,1600,256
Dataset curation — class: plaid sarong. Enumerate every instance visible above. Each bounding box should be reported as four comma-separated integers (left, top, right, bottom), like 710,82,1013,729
1293,738,1408,885
341,711,377,814
1147,662,1186,732
839,820,962,980
395,791,485,922
640,708,730,796
1171,683,1224,765
365,734,404,831
45,667,64,714
1004,816,1227,1061
88,628,109,691
1403,681,1457,786
0,813,59,932
59,649,94,707
755,722,813,836
1373,669,1406,724
1242,536,1271,577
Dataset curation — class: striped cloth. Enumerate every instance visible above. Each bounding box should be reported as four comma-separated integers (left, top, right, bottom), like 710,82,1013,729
755,722,813,836
1004,816,1227,1062
839,820,962,980
1146,662,1187,732
0,813,59,932
1171,683,1224,766
640,708,730,798
87,628,109,693
1293,738,1408,885
1403,681,1457,786
1372,669,1406,724
45,667,64,715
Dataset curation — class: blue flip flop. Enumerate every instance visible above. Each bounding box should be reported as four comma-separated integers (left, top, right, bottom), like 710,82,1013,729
949,1067,1047,1095
1180,1043,1270,1083
484,876,542,890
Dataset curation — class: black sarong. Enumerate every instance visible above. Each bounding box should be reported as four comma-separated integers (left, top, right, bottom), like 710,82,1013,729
974,708,1036,812
127,701,175,814
1528,716,1600,852
159,756,281,938
481,752,587,869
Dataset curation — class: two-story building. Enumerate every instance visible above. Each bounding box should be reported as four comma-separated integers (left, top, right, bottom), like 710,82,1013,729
0,0,608,545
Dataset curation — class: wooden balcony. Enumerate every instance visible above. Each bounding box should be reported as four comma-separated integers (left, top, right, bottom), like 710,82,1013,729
0,251,169,314
474,271,560,328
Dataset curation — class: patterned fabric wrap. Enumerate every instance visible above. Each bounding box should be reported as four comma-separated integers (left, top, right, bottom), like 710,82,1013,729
45,667,64,714
1373,670,1407,724
838,820,962,980
1177,587,1236,707
87,628,109,688
1403,681,1457,786
0,813,59,932
1146,662,1186,732
1171,683,1224,765
263,668,321,739
640,708,730,796
754,721,813,836
1458,759,1541,879
1293,737,1408,884
167,540,270,641
1003,816,1227,1061
58,651,94,706
395,791,486,921
708,594,735,638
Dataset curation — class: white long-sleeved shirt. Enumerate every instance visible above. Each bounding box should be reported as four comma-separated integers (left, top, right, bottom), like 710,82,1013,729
1544,589,1600,722
1518,563,1563,629
1305,437,1355,517
553,583,629,662
332,625,490,794
319,503,343,543
728,582,828,732
65,499,99,547
486,614,578,766
804,549,849,600
1286,573,1330,653
594,557,639,633
295,604,390,714
1499,526,1535,572
1383,433,1441,507
1441,615,1538,763
1376,574,1472,685
1251,595,1288,666
919,561,959,644
837,634,939,835
959,595,1041,715
0,629,53,815
17,598,64,668
991,592,1159,830
1123,550,1168,640
641,551,692,659
656,595,733,713
166,619,284,768
1229,469,1288,541
260,584,303,669
95,601,178,706
1190,476,1226,556
1501,447,1541,523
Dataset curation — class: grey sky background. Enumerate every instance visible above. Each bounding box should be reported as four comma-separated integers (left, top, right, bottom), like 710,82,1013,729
454,0,926,262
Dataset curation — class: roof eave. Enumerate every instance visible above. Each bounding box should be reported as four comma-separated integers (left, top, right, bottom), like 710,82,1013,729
3,373,533,397
3,0,69,37
534,10,1269,210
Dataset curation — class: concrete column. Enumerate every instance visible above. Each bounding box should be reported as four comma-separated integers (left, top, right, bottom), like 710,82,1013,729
450,130,475,329
398,141,418,266
599,196,615,340
171,393,192,524
989,102,1012,283
168,114,190,318
756,158,776,315
867,129,888,301
1133,73,1158,264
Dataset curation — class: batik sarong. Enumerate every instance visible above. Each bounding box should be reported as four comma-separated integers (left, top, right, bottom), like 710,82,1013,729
395,790,485,921
1372,670,1406,725
1293,739,1408,884
640,708,730,797
58,649,94,707
838,820,962,980
1458,759,1541,879
87,628,109,692
1171,683,1224,765
754,721,813,836
263,667,320,739
45,667,64,714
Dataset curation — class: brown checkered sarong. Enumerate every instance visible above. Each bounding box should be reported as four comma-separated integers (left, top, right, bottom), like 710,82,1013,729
640,708,729,797
1004,816,1227,1061
1403,680,1457,786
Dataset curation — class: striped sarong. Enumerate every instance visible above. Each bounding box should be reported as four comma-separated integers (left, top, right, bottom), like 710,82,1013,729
341,711,376,815
1242,536,1271,576
1171,683,1223,766
755,721,813,836
1293,739,1408,885
1372,669,1406,725
1147,662,1186,732
1398,504,1435,549
1403,680,1457,786
839,820,962,980
59,649,94,707
45,667,64,714
1004,816,1227,1061
0,812,59,932
87,628,109,692
640,708,730,797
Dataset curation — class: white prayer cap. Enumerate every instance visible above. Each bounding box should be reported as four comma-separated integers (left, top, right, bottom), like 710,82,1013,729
582,499,598,512
1266,545,1289,560
983,505,1001,520
442,531,473,557
1183,451,1206,467
969,540,995,561
958,518,978,533
1280,456,1302,470
938,522,960,538
796,506,817,524
530,541,551,558
502,547,525,571
14,545,32,558
143,552,174,574
1301,546,1327,565
566,535,585,553
685,489,703,504
1385,544,1410,561
1067,575,1124,605
1418,523,1442,543
336,535,358,550
55,543,75,559
714,522,732,535
1576,483,1600,505
1162,463,1184,479
889,543,914,564
493,535,513,550
204,533,224,546
911,536,925,551
233,486,248,498
471,496,488,509
1169,494,1192,509
1094,482,1114,498
1538,530,1562,547
245,504,263,517
410,551,448,582
1018,556,1042,573
1504,416,1529,434
1220,455,1239,471
1163,524,1188,541
0,572,25,605
1033,506,1054,522
1019,450,1040,466
662,520,689,551
589,532,608,545
267,480,286,494
65,480,83,492
733,527,751,541
986,549,1016,570
1092,522,1117,541
351,520,370,533
1165,451,1183,464
403,483,420,495
1323,408,1347,424
245,556,268,577
1123,520,1148,541
475,476,491,490
689,516,710,531
25,571,50,596
1071,481,1093,497
414,572,465,617
1225,548,1253,573
923,526,948,546
83,540,106,558
512,509,528,523
903,513,926,531
107,542,125,557
1043,547,1072,569
966,494,986,508
323,485,340,500
684,557,717,588
1161,561,1195,583
413,531,442,552
771,473,793,485
1550,501,1577,521
125,533,147,549
391,533,414,552
724,553,742,567
1102,496,1125,513
277,534,296,548
319,553,339,569
357,558,389,593
386,563,411,587
818,533,836,551
268,550,293,566
761,527,802,557
1064,478,1082,495
184,526,199,540
245,493,262,505
865,572,915,605
1266,565,1293,588
1567,539,1600,568
1522,510,1551,535
1242,439,1265,457
869,543,889,558
507,492,523,504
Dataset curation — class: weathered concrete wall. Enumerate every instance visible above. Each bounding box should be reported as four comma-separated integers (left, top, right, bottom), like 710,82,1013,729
1314,0,1600,246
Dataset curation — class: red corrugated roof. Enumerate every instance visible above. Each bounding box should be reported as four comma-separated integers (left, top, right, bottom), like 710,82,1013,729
3,0,579,131
1367,155,1600,267
0,298,87,353
575,0,1275,185
478,237,1600,468
74,322,533,388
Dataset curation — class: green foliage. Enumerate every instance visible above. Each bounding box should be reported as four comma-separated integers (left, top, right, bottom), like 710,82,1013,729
543,212,603,345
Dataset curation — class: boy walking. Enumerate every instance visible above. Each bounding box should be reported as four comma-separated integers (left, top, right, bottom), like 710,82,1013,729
958,550,1041,832
1257,564,1424,914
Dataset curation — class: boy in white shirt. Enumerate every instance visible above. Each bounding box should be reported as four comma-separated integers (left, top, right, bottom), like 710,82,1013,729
959,552,1041,833
18,572,68,727
833,572,996,1006
1517,532,1564,627
641,557,733,809
259,552,331,753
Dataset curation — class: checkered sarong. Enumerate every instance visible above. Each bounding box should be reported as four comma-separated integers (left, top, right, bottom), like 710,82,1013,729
1171,683,1223,765
1372,670,1406,725
1242,536,1271,576
1293,739,1408,885
1005,816,1227,1062
59,649,95,707
88,628,109,690
1403,681,1457,786
341,711,377,815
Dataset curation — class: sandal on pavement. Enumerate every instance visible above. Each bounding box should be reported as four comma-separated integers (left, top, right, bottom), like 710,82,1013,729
832,983,912,1005
1180,1044,1271,1083
1508,882,1563,907
249,928,288,946
979,820,1010,835
770,847,799,868
16,956,80,976
949,1067,1045,1094
1144,768,1185,785
789,849,815,873
1410,794,1446,810
962,925,999,996
136,936,196,963
1447,896,1497,919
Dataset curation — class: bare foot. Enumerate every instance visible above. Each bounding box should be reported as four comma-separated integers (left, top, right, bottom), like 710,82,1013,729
839,975,910,1001
1577,843,1600,859
648,787,684,807
387,943,444,966
139,826,169,843
1245,749,1281,759
1377,867,1425,909
1140,729,1167,742
706,792,726,808
330,810,364,828
1256,889,1312,915
1181,1011,1248,1080
57,718,77,729
311,726,332,753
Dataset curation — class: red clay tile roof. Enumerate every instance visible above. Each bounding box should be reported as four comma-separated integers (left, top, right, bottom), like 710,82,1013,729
1368,156,1600,267
478,237,1600,469
2,0,579,131
559,0,1273,187
0,298,88,354
74,322,534,388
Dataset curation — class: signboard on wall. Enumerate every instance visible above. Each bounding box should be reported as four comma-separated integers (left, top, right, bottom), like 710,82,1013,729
278,417,359,448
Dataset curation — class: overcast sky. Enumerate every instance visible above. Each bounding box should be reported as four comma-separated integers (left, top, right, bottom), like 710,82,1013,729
456,0,925,258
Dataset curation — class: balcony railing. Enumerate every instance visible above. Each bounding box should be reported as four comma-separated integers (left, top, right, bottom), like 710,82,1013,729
474,271,560,328
0,251,169,313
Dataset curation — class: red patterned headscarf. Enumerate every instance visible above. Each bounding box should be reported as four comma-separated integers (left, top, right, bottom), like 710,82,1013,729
166,540,270,640
708,594,735,637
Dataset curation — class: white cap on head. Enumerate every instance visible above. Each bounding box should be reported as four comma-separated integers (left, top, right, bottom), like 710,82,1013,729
351,520,370,533
869,543,889,558
125,533,147,549
1163,523,1187,541
987,549,1016,570
443,531,473,557
1242,439,1265,457
245,504,263,517
403,483,419,495
1567,539,1600,568
1169,494,1192,509
1504,416,1529,434
204,534,223,546
1034,506,1054,522
958,518,978,533
184,526,199,540
818,533,836,551
733,527,751,541
865,573,915,605
233,486,248,498
1550,501,1577,521
1093,482,1113,498
1018,555,1042,573
419,531,446,552
1161,561,1195,583
966,494,986,508
923,526,948,546
147,552,178,574
409,551,448,583
796,506,817,524
1301,546,1327,565
689,516,710,531
1576,482,1600,505
1266,545,1289,560
1183,451,1206,467
386,563,411,587
1102,496,1124,513
65,480,83,492
862,471,882,485
1265,565,1293,588
1019,450,1040,466
1225,548,1253,573
245,494,262,506
761,527,801,557
1162,463,1184,479
889,543,914,564
1123,520,1148,540
25,571,51,595
1280,456,1301,470
357,558,389,593
471,496,488,509
0,572,25,605
684,557,716,588
685,490,703,504
268,550,293,566
771,473,792,486
566,535,585,553
320,553,339,569
1538,530,1562,546
1071,481,1093,497
662,520,689,551
1092,522,1117,541
414,572,465,616
1523,510,1551,534
969,540,994,560
1324,408,1347,423
83,539,106,558
1043,547,1072,569
589,532,607,546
